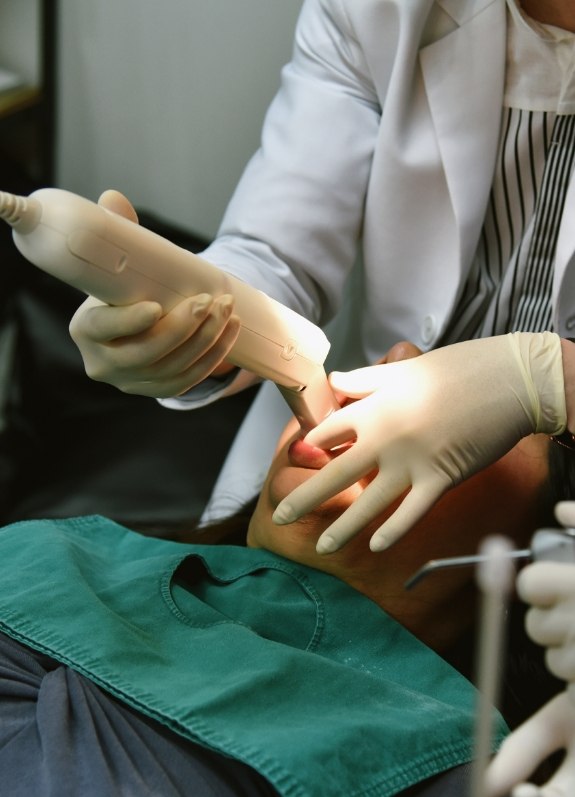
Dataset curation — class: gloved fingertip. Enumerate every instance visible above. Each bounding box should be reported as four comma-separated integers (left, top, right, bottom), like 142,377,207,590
369,533,391,553
272,502,297,526
512,784,542,797
316,534,340,555
554,500,575,528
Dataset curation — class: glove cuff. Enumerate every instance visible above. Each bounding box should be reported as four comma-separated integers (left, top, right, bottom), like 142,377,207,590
507,331,566,436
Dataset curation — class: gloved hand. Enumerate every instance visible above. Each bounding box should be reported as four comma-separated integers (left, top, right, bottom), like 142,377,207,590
272,332,566,554
484,691,575,796
485,501,575,797
514,500,575,686
68,190,241,398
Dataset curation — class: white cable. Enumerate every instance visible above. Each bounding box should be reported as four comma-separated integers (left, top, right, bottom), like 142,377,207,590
470,535,516,797
0,191,41,232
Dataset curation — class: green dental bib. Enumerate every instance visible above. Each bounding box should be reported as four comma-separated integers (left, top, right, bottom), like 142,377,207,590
0,515,506,796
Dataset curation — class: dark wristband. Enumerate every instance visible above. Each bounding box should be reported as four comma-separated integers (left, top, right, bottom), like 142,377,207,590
551,430,575,450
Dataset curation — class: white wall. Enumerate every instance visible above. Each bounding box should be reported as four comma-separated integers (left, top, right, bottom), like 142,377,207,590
56,1,303,240
0,1,41,85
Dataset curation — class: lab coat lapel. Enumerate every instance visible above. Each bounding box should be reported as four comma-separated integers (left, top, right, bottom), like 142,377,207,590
419,0,506,267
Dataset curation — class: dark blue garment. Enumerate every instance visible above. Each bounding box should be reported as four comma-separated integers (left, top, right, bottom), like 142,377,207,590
0,632,475,797
0,632,279,796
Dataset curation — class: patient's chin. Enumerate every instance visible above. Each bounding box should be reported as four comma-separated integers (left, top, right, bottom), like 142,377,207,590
268,467,315,506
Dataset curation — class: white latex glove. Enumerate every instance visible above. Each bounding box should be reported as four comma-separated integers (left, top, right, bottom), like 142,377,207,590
485,503,575,796
484,502,575,796
68,190,241,398
484,691,575,796
272,332,566,554
517,541,575,684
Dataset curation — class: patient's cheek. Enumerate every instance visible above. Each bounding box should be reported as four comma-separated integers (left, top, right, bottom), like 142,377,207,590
268,468,312,507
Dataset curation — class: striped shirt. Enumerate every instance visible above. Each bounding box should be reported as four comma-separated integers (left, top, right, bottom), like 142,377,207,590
439,0,575,345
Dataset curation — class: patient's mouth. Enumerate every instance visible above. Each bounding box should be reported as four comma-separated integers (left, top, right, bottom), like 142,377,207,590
287,438,333,469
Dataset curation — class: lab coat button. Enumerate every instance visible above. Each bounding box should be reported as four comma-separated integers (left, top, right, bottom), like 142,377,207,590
421,315,436,344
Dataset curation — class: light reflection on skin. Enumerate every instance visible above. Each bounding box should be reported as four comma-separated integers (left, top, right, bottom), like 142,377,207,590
247,343,552,653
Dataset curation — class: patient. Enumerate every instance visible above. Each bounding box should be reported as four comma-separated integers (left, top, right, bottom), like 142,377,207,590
0,342,566,797
250,413,548,659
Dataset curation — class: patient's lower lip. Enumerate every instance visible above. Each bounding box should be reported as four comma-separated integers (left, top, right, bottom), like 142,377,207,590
288,438,332,469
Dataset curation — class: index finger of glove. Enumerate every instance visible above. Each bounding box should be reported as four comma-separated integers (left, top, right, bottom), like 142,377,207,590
315,469,411,554
272,446,373,526
368,475,450,551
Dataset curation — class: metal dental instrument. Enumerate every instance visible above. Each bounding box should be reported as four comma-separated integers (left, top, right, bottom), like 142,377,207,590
406,529,575,796
405,528,575,591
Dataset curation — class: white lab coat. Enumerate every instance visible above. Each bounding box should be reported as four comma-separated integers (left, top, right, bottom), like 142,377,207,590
162,0,575,520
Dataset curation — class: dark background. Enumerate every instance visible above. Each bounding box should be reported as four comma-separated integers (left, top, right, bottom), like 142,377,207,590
0,156,257,537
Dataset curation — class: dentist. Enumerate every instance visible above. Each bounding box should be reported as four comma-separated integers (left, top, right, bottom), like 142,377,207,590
69,0,575,542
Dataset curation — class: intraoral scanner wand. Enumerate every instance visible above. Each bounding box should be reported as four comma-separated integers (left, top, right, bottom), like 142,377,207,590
0,188,339,432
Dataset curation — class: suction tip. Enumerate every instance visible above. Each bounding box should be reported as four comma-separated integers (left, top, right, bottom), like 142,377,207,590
0,190,41,233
